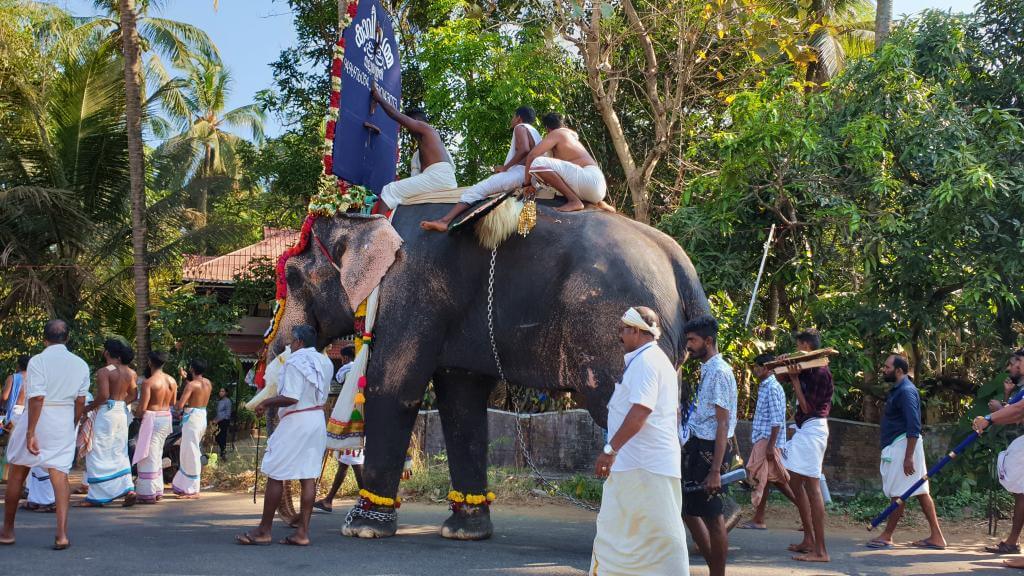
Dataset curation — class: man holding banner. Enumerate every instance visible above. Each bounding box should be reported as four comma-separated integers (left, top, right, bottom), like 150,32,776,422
866,354,946,551
370,84,457,210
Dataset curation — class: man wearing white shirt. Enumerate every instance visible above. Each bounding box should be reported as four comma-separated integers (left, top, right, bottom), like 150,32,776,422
236,324,332,547
1,320,89,550
589,307,689,576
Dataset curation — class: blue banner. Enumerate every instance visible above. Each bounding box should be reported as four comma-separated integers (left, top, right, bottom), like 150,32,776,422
332,0,401,194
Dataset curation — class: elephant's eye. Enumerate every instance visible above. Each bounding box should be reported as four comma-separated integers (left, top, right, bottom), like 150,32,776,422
285,264,304,292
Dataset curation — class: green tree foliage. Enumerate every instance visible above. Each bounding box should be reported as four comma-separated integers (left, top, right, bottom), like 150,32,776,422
662,6,1024,419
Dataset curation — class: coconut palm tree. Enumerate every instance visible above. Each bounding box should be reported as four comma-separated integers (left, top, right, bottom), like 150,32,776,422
875,0,892,48
770,0,876,83
157,57,266,217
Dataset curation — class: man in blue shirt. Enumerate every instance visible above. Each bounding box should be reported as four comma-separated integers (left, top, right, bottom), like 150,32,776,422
867,355,946,550
740,354,798,530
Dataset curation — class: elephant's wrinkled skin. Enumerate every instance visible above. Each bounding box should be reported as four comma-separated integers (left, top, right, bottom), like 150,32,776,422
271,202,710,539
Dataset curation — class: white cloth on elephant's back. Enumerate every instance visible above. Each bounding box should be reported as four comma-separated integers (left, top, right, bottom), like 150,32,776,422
260,347,332,481
879,434,929,498
999,435,1024,494
590,468,689,576
380,161,458,209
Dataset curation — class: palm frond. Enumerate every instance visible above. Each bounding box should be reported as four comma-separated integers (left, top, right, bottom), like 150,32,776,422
139,17,221,69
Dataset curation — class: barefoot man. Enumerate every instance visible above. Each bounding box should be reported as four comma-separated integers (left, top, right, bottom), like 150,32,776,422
867,354,946,551
421,106,542,232
370,84,457,210
172,358,212,499
1,320,89,550
78,340,137,507
132,351,176,504
975,348,1024,569
522,112,614,213
781,329,833,563
236,325,332,546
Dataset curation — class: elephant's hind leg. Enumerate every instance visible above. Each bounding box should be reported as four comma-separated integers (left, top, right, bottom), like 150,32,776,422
434,368,496,541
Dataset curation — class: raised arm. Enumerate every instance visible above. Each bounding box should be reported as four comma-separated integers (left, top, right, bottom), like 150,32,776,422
176,381,194,411
371,83,426,134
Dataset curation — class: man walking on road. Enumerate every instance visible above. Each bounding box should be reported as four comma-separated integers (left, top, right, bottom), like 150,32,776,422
1,320,89,550
589,307,689,575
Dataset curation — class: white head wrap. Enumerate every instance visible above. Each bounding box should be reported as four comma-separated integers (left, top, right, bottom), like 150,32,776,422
621,307,661,339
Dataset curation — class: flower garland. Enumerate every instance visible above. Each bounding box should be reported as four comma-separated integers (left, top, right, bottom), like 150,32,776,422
447,490,497,511
359,488,400,509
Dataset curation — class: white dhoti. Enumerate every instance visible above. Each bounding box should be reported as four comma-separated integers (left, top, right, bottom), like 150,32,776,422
133,410,171,502
529,157,607,203
590,469,689,576
7,401,77,473
380,161,458,209
261,406,326,481
172,408,208,496
459,166,526,204
783,417,829,479
999,436,1024,494
84,401,134,504
880,434,929,498
27,467,55,505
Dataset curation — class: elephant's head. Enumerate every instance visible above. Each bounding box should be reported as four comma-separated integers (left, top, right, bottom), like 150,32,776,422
267,213,404,359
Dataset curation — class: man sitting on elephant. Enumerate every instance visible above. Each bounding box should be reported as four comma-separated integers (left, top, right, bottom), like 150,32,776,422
371,84,458,211
522,112,616,213
421,105,543,232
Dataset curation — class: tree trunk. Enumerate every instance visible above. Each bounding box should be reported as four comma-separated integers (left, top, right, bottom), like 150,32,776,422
875,0,893,49
120,0,150,371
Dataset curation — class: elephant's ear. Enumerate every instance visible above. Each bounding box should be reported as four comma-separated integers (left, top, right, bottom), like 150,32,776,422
339,217,404,311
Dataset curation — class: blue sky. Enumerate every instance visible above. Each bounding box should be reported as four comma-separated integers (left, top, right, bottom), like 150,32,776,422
52,0,977,138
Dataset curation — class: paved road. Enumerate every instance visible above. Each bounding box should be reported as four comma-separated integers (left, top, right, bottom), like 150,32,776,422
0,491,1013,575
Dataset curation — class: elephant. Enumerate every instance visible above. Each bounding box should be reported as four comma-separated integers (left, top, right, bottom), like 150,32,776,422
269,201,711,540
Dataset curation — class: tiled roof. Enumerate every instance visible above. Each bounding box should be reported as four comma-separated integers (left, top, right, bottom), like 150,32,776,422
182,227,299,284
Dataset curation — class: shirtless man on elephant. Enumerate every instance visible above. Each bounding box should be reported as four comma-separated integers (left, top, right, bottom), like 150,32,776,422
523,112,616,214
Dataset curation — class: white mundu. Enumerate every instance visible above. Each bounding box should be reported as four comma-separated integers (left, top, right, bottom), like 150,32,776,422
6,344,89,473
459,124,544,205
999,435,1024,494
133,410,172,502
880,434,929,498
590,342,688,576
260,347,332,481
172,406,208,496
381,146,458,209
84,400,135,504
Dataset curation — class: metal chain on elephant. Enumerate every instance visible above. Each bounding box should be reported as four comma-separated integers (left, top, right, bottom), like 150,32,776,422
486,248,600,513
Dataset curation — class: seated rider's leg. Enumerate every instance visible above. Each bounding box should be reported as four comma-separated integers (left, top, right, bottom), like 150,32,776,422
421,203,470,232
532,170,584,212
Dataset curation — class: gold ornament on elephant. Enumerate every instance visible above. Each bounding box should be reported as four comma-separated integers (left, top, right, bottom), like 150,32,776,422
517,199,537,236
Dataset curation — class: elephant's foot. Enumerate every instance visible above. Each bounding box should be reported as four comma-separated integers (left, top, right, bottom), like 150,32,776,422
341,501,398,539
440,503,493,541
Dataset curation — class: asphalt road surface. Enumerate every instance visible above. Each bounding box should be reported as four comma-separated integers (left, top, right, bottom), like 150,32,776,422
0,491,1013,575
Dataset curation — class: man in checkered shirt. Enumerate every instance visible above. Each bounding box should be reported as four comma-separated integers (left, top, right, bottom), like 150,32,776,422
740,353,798,530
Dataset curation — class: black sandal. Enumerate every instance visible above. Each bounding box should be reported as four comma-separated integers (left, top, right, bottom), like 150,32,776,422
986,541,1021,554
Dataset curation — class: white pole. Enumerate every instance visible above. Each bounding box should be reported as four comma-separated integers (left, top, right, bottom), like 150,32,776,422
744,224,776,327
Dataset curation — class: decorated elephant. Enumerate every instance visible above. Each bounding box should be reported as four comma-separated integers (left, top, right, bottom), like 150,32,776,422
267,201,711,540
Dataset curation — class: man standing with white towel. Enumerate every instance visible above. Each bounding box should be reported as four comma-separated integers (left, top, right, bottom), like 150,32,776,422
0,320,89,550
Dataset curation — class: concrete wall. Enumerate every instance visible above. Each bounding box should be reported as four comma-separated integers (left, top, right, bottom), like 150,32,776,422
410,409,956,494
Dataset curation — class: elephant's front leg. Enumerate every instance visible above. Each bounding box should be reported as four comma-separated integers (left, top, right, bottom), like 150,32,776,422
341,359,429,539
434,368,497,540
